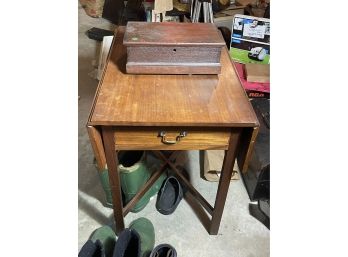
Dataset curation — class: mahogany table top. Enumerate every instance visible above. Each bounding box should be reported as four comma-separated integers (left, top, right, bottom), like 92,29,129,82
88,26,258,128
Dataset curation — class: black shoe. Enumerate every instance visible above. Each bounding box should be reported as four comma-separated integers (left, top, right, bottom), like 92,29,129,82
113,229,141,257
149,244,177,257
156,176,183,215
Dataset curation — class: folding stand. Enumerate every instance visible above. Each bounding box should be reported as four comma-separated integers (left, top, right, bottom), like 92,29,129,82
191,0,214,23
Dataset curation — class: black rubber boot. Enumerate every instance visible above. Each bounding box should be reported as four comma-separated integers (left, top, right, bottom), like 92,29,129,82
149,244,177,257
113,228,141,257
78,225,116,257
79,240,105,257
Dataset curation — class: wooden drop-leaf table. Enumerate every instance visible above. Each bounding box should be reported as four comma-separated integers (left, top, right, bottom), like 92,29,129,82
86,26,259,235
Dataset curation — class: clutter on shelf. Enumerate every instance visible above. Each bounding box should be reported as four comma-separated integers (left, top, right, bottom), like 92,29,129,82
239,0,270,17
214,4,245,29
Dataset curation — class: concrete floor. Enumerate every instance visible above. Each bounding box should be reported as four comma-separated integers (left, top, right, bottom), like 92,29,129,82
78,4,269,256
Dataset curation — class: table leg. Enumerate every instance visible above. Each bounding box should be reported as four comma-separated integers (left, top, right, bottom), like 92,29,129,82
210,129,241,235
102,126,125,234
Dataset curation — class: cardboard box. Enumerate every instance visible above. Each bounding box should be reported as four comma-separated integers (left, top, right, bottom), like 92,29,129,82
245,63,270,83
229,14,270,64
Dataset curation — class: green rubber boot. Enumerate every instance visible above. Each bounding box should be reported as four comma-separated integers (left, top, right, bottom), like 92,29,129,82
129,218,155,257
90,225,117,257
97,151,166,211
119,151,166,213
147,173,166,201
98,169,113,208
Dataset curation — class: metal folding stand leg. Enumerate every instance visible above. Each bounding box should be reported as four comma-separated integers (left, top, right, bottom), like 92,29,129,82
191,0,214,23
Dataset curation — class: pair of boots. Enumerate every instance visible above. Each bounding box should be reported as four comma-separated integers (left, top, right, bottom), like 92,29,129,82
78,225,116,257
113,219,177,257
115,223,177,257
79,218,177,257
98,151,166,212
78,218,154,257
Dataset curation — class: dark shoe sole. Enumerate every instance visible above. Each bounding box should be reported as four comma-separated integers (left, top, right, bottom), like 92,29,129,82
156,176,183,215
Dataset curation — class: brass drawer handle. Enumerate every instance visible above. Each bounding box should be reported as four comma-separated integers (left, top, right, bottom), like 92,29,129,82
158,131,187,144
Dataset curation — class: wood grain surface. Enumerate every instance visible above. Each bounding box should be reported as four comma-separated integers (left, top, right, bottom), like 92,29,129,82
237,126,259,173
88,26,258,127
123,22,225,46
87,126,107,170
127,46,221,63
126,45,222,74
113,127,230,150
126,63,221,75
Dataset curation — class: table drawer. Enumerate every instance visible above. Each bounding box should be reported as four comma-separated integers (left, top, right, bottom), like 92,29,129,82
114,127,230,150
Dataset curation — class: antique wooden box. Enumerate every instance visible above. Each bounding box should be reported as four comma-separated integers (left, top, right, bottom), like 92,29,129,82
123,22,226,74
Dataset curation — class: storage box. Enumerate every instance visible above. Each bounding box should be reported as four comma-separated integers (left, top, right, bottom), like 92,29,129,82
234,62,270,99
123,22,226,74
229,14,270,64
